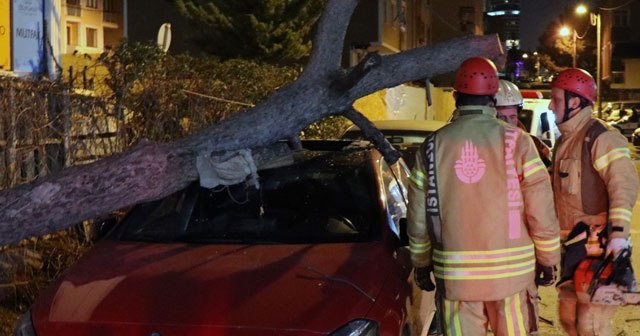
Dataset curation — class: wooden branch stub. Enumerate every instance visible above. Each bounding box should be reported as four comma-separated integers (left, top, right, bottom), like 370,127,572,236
330,52,381,93
343,108,401,165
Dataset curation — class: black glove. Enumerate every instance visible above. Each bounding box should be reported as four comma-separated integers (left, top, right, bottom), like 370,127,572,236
535,263,557,287
415,266,435,291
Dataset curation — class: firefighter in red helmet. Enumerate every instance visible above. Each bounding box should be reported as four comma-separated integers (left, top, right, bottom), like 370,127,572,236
549,68,638,335
407,57,560,335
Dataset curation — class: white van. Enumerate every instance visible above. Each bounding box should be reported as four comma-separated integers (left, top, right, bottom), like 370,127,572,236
520,98,560,147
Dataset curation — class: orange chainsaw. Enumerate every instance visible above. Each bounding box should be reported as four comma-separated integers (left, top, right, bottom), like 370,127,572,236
574,248,640,305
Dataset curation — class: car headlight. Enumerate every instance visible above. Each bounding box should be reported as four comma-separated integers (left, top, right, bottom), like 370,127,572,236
329,319,379,336
13,310,37,336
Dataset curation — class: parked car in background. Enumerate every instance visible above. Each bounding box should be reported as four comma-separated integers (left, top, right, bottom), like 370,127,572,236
601,100,640,122
15,141,435,336
608,104,640,141
632,127,640,148
341,120,447,168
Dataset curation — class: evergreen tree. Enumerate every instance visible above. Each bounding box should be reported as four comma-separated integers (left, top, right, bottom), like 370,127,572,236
174,0,325,64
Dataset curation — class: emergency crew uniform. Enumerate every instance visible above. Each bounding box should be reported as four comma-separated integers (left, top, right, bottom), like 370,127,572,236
553,105,639,335
407,104,561,336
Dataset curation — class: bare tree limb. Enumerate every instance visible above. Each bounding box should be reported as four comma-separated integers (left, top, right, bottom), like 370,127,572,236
303,0,359,79
343,107,400,165
0,0,505,245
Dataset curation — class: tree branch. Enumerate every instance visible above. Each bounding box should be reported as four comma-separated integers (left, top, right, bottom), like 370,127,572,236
303,0,359,79
0,0,505,245
343,108,401,165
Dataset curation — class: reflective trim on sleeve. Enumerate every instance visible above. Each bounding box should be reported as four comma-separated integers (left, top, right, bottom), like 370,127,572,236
533,237,560,252
410,168,425,188
409,239,431,254
610,207,632,222
594,147,630,171
523,157,545,178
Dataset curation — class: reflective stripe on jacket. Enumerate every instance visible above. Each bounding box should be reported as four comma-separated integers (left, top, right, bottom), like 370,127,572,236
407,105,561,301
552,106,639,241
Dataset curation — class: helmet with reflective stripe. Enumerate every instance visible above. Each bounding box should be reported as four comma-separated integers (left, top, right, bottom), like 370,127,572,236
551,68,596,104
453,57,499,95
496,80,523,107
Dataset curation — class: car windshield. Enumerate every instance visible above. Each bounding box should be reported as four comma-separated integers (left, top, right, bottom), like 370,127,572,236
112,150,382,244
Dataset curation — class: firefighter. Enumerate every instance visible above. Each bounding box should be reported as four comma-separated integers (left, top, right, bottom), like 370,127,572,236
549,68,639,335
495,79,552,167
407,57,561,335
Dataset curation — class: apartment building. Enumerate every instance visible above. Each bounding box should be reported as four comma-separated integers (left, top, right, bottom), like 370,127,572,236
62,0,125,54
345,0,484,67
608,0,640,96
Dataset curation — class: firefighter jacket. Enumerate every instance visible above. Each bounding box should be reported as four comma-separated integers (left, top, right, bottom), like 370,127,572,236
407,105,561,301
552,106,638,243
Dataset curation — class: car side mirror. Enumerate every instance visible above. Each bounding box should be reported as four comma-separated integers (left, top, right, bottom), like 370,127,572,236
97,217,118,238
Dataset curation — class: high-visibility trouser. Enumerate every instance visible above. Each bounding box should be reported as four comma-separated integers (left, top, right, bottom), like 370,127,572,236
440,283,538,336
557,286,617,336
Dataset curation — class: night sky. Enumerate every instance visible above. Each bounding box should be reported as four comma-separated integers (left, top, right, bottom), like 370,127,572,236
520,0,590,51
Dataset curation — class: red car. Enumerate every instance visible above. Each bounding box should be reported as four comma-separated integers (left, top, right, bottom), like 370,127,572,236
15,142,435,336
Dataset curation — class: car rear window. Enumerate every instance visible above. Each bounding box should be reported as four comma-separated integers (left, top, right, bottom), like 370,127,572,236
113,151,382,244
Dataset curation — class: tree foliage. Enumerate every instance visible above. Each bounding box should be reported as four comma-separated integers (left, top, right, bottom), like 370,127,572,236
537,5,597,75
174,0,326,63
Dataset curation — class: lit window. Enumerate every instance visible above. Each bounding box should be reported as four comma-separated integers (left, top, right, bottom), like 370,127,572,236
86,0,97,8
86,27,97,47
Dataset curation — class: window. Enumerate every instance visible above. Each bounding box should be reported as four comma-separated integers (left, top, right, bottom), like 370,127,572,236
104,0,115,11
613,10,629,27
86,27,97,47
66,0,81,16
86,0,97,8
459,6,475,32
66,22,79,46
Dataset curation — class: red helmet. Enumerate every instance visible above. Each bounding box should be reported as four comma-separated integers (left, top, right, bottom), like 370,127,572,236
551,68,596,104
453,57,499,95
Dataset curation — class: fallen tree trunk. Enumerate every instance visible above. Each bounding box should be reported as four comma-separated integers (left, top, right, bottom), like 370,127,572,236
0,0,505,245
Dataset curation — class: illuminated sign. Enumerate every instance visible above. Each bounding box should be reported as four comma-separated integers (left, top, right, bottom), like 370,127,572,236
0,0,10,70
12,0,43,76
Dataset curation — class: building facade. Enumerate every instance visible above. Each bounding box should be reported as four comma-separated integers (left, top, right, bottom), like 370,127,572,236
607,0,640,95
484,0,520,50
62,0,125,54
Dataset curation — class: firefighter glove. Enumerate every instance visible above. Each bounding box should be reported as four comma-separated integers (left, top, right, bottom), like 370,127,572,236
414,266,435,292
606,237,629,259
535,263,556,287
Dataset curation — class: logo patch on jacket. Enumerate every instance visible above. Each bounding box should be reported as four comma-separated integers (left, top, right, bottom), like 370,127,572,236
454,140,485,183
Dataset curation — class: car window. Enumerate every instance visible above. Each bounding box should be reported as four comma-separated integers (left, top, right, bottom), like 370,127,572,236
114,151,382,244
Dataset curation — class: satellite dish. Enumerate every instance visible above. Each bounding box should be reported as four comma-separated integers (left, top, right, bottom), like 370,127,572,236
157,23,172,53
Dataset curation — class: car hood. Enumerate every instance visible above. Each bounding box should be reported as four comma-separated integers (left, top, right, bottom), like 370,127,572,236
32,240,405,335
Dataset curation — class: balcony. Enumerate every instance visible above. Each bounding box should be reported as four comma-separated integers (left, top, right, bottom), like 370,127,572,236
103,11,119,23
67,5,81,17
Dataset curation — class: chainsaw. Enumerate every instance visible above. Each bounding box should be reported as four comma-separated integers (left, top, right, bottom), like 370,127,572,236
574,248,640,305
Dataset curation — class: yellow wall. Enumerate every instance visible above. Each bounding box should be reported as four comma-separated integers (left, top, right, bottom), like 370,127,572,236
0,0,10,70
354,84,456,123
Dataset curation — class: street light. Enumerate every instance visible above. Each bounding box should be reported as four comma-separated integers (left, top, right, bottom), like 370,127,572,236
559,26,577,68
576,4,602,118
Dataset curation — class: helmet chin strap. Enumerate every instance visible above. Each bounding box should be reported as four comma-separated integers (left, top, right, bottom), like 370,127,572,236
562,91,575,123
